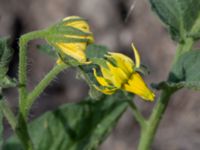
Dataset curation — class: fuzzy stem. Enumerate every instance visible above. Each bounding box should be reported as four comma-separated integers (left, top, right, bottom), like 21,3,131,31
24,64,68,118
18,29,47,118
0,98,33,150
0,98,17,130
17,29,48,150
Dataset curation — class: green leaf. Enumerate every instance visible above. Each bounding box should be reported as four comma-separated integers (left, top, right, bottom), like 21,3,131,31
0,37,16,89
85,44,109,68
89,58,108,69
86,44,108,59
4,93,128,150
0,97,3,149
88,86,103,100
0,37,14,80
37,44,57,58
149,0,200,41
156,50,200,90
0,76,17,89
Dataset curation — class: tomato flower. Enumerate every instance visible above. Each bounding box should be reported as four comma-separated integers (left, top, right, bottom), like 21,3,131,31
93,44,155,101
52,16,94,64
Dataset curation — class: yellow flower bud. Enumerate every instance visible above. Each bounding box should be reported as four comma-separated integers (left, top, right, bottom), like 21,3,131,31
50,16,94,64
93,44,155,101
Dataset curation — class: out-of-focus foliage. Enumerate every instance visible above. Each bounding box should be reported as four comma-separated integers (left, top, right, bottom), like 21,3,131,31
169,51,200,90
0,37,16,88
4,92,129,150
153,51,200,90
0,99,3,149
150,0,200,41
0,37,16,149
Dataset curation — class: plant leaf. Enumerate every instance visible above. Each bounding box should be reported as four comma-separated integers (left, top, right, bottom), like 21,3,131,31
0,76,17,89
0,37,14,80
149,0,200,41
0,97,3,149
154,50,200,90
86,44,108,59
37,44,57,58
4,92,128,150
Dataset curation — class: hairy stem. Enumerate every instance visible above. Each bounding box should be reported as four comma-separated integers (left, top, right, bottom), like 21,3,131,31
16,114,34,150
0,98,33,150
17,29,48,150
0,99,17,130
24,64,68,118
18,29,47,118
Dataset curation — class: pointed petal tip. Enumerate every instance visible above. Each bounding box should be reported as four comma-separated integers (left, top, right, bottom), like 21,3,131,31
143,91,155,102
131,43,140,68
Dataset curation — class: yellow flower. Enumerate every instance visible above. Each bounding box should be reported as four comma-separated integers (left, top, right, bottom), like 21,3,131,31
93,44,155,101
55,16,94,64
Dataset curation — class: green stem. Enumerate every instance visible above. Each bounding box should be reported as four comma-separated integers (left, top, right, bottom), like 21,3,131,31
23,64,68,118
0,98,33,150
16,114,34,150
17,29,49,150
0,99,17,130
137,37,194,150
137,89,174,150
18,29,47,118
128,100,147,129
173,38,194,64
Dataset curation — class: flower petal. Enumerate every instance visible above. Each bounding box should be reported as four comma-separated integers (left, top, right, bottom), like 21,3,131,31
93,69,109,86
131,43,140,68
56,43,86,62
102,62,128,88
93,85,117,95
123,73,155,101
108,52,134,75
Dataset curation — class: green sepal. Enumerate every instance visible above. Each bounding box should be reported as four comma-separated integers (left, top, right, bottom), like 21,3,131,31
86,44,108,59
86,44,109,68
135,64,150,76
77,64,106,100
57,52,83,67
50,25,92,36
37,44,57,59
46,36,89,44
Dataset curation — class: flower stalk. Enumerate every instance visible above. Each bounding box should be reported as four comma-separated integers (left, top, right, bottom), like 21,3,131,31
24,63,68,118
18,29,48,118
